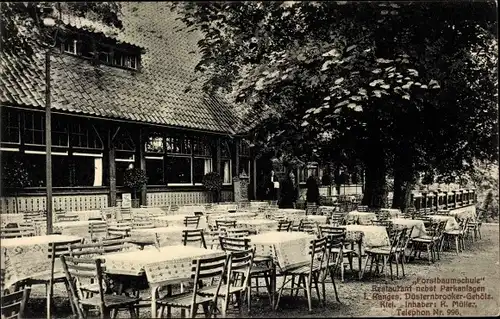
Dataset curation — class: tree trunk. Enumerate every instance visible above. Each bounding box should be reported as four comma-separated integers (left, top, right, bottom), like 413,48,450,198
361,156,387,209
15,191,19,214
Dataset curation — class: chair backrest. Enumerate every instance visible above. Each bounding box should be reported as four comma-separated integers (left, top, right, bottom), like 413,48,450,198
399,226,413,251
225,228,250,238
204,230,222,249
299,219,318,234
318,225,346,238
88,217,104,221
182,229,207,249
23,211,43,222
131,218,154,229
1,287,29,319
219,236,250,252
308,237,328,271
277,220,292,232
190,254,229,308
226,249,254,294
391,228,407,253
68,242,104,258
215,220,237,230
89,221,108,240
184,216,201,228
107,225,130,238
357,205,369,212
60,255,106,316
101,237,128,253
0,225,36,239
57,215,79,222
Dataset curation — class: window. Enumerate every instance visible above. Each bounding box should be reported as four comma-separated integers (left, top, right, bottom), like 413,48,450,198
116,162,133,186
98,44,111,63
113,129,136,151
72,155,101,186
145,136,164,153
1,108,20,144
52,117,69,147
24,112,45,145
70,122,103,149
166,156,191,184
299,163,319,183
221,140,232,184
239,159,251,176
238,140,251,177
64,39,78,55
24,153,46,187
146,157,164,185
194,158,212,184
222,160,231,184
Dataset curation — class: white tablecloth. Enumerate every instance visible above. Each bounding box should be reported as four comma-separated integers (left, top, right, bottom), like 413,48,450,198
448,206,476,220
389,218,427,238
345,211,378,225
129,226,191,247
104,245,225,285
207,212,258,226
53,220,106,237
1,235,82,288
340,225,390,248
248,231,316,271
153,215,207,229
380,208,402,218
237,219,278,233
426,215,460,231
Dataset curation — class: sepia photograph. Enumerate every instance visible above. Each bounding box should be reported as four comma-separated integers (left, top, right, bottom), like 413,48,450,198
0,1,498,318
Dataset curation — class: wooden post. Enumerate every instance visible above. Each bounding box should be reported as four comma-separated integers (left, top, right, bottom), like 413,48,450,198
138,128,147,206
45,49,53,234
216,138,221,175
234,139,240,179
252,158,257,200
108,128,117,207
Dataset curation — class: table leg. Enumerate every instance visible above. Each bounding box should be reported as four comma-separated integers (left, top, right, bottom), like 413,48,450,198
271,262,277,310
358,240,363,280
151,285,158,318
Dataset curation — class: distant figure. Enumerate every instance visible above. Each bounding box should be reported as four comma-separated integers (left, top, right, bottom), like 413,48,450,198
279,171,298,208
306,175,320,206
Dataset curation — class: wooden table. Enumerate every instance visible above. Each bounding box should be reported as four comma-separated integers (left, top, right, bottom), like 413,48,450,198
104,245,225,318
247,231,316,309
339,225,391,279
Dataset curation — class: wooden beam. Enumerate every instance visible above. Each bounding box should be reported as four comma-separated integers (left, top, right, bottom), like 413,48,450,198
138,128,147,206
108,127,117,207
45,50,53,234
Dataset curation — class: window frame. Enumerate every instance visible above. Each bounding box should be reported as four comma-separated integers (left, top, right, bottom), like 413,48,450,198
1,108,21,145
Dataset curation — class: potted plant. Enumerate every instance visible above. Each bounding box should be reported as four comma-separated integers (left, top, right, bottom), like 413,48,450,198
123,168,148,208
2,157,31,214
202,172,223,203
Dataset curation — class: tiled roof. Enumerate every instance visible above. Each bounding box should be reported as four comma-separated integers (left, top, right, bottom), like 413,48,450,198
0,2,241,134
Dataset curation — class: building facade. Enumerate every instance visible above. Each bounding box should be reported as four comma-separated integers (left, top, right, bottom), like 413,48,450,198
1,3,254,213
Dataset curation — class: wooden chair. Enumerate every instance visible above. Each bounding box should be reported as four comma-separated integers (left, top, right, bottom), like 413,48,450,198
215,220,237,230
225,228,251,238
107,225,130,238
204,230,222,250
61,256,139,318
183,216,201,228
410,221,446,263
276,220,292,232
1,287,30,319
364,229,407,281
467,209,484,241
156,254,229,318
298,219,318,235
131,218,154,229
58,215,79,222
102,237,129,254
23,211,45,222
444,218,469,254
89,221,109,241
306,203,318,216
0,225,36,239
275,237,328,312
182,229,207,249
321,233,344,304
25,238,83,319
329,212,346,226
318,225,356,282
219,237,274,311
199,249,254,316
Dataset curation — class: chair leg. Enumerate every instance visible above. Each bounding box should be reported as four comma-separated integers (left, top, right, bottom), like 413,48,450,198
305,277,312,312
329,268,340,303
454,236,459,255
202,303,211,318
340,256,345,282
426,245,432,264
313,272,321,302
128,305,137,318
274,274,288,311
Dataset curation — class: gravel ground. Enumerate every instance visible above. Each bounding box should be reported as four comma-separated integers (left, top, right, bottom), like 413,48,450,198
23,223,499,318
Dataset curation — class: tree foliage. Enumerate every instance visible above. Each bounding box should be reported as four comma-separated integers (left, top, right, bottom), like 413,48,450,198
1,2,123,55
173,1,498,208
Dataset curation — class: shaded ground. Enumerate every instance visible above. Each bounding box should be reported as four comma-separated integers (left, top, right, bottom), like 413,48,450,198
24,224,499,318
